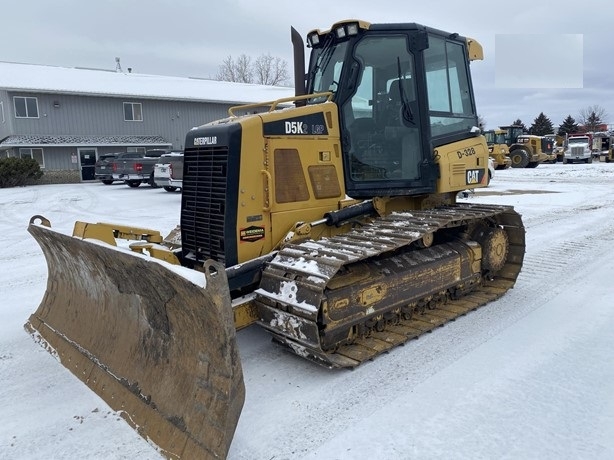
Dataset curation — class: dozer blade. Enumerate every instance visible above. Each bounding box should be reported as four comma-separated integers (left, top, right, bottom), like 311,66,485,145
26,221,244,460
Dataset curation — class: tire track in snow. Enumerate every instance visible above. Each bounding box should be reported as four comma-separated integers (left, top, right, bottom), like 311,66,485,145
230,195,614,460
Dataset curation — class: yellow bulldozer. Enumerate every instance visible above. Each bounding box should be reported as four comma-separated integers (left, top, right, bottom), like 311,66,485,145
26,19,525,459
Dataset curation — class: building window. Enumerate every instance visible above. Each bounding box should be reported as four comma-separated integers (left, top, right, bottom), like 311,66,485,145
14,96,39,118
126,147,146,153
19,148,45,168
0,101,5,123
123,102,143,121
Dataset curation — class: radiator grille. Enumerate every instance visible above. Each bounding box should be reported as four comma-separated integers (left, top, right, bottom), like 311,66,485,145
570,146,585,156
181,147,229,264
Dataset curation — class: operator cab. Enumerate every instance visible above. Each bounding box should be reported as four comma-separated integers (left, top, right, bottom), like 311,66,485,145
500,125,525,146
303,20,480,198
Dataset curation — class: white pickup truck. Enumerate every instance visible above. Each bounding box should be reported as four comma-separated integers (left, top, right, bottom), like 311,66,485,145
153,151,184,192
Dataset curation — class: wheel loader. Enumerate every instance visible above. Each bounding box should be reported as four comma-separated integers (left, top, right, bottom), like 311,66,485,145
484,128,512,169
498,125,555,168
26,20,525,459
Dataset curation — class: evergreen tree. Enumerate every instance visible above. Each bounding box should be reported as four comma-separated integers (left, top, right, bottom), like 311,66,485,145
477,114,486,130
578,105,607,132
529,112,554,136
558,115,579,135
511,119,527,133
586,112,602,132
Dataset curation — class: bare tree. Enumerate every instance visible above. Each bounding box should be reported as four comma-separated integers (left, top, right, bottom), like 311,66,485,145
216,54,253,83
216,53,289,85
578,105,608,132
215,54,251,83
254,54,289,86
235,55,253,83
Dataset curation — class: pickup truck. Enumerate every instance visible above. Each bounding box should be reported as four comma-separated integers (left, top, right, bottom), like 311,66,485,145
111,149,170,187
153,152,184,192
95,153,121,185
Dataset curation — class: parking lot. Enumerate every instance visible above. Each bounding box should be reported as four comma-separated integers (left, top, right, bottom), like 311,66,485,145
1,161,614,459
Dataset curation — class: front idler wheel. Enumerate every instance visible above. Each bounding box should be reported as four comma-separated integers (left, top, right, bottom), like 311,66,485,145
474,226,509,273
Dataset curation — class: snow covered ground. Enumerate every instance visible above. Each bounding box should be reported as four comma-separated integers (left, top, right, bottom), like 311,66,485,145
1,162,614,459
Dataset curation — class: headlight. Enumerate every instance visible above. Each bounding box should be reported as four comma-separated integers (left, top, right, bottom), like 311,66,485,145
307,32,320,47
346,23,359,36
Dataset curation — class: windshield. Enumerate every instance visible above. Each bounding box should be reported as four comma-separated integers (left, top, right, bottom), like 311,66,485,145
308,40,350,98
504,127,523,144
569,137,589,144
485,132,507,144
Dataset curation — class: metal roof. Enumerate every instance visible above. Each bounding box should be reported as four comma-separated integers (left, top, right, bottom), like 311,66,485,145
0,134,171,147
0,61,295,104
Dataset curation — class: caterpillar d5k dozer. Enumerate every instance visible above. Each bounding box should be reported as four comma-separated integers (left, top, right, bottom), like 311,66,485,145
26,20,525,459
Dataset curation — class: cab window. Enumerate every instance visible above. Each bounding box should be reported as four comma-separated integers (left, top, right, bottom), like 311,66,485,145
425,36,476,139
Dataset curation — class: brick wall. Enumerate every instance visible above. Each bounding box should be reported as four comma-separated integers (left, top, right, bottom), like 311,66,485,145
35,170,82,184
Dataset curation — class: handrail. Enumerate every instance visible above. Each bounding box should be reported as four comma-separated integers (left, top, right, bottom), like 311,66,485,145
260,169,272,212
228,92,334,117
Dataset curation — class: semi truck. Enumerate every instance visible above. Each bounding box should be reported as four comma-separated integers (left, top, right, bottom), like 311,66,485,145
564,134,592,164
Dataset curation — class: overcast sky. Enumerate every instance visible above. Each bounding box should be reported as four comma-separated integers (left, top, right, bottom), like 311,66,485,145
4,0,613,129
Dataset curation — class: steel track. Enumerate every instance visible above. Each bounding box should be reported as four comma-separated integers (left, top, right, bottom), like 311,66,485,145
256,203,525,368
